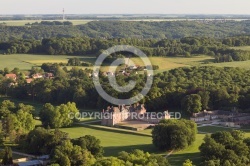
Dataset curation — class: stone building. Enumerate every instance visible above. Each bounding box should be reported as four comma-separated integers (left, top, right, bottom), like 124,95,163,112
101,104,171,126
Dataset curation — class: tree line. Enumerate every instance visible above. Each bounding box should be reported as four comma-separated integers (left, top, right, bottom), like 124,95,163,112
1,36,250,62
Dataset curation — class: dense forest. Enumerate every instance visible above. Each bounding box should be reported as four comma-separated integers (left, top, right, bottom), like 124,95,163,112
2,21,250,41
1,66,250,113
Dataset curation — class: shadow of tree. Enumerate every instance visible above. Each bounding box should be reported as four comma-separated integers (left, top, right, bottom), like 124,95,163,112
168,152,201,166
103,144,159,156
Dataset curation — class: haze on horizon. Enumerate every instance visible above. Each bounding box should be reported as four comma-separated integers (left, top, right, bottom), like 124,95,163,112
0,0,250,15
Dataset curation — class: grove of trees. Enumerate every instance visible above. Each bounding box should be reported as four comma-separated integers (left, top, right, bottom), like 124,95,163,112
200,130,250,166
2,65,250,115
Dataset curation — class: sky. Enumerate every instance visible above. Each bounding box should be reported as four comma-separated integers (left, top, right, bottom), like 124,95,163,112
0,0,250,15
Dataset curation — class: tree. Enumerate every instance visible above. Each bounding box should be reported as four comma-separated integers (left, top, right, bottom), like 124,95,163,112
181,94,202,114
68,58,81,66
2,147,13,165
94,157,125,166
117,149,170,166
199,131,250,165
183,159,194,166
39,103,56,128
72,135,104,158
2,114,17,139
40,102,79,128
51,140,96,166
3,67,9,75
198,91,210,110
152,119,197,151
21,127,68,155
0,100,16,118
16,109,35,132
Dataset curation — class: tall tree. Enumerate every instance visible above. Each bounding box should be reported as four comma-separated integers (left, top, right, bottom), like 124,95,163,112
181,94,202,114
2,147,13,165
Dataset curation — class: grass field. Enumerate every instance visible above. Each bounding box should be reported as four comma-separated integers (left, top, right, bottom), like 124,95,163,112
198,125,237,133
0,54,96,70
60,124,157,156
0,20,92,26
0,54,213,71
168,134,204,166
58,124,250,165
2,54,250,73
168,125,250,165
231,46,250,51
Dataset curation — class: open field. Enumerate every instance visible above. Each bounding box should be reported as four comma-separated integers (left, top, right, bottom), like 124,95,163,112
0,54,213,71
2,54,250,72
130,56,214,71
168,125,250,165
231,46,250,51
60,124,157,156
205,60,250,69
0,20,92,26
0,54,95,70
58,124,250,165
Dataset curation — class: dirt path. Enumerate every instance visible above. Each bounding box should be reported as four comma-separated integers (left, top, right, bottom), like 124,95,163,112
165,150,174,158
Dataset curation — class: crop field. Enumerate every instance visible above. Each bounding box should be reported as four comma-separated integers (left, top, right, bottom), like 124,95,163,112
0,20,92,26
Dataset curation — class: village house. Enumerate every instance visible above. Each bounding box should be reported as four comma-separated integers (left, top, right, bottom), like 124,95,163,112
44,72,54,79
25,78,33,84
5,73,17,81
32,73,43,79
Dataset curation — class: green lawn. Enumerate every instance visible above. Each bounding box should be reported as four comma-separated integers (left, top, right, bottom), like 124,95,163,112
198,125,236,133
60,124,157,156
168,134,205,166
168,125,250,166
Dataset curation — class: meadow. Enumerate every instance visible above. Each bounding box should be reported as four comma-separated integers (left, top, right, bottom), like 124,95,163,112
231,46,250,51
0,54,96,70
59,124,250,165
2,54,250,73
60,124,157,156
167,125,250,166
